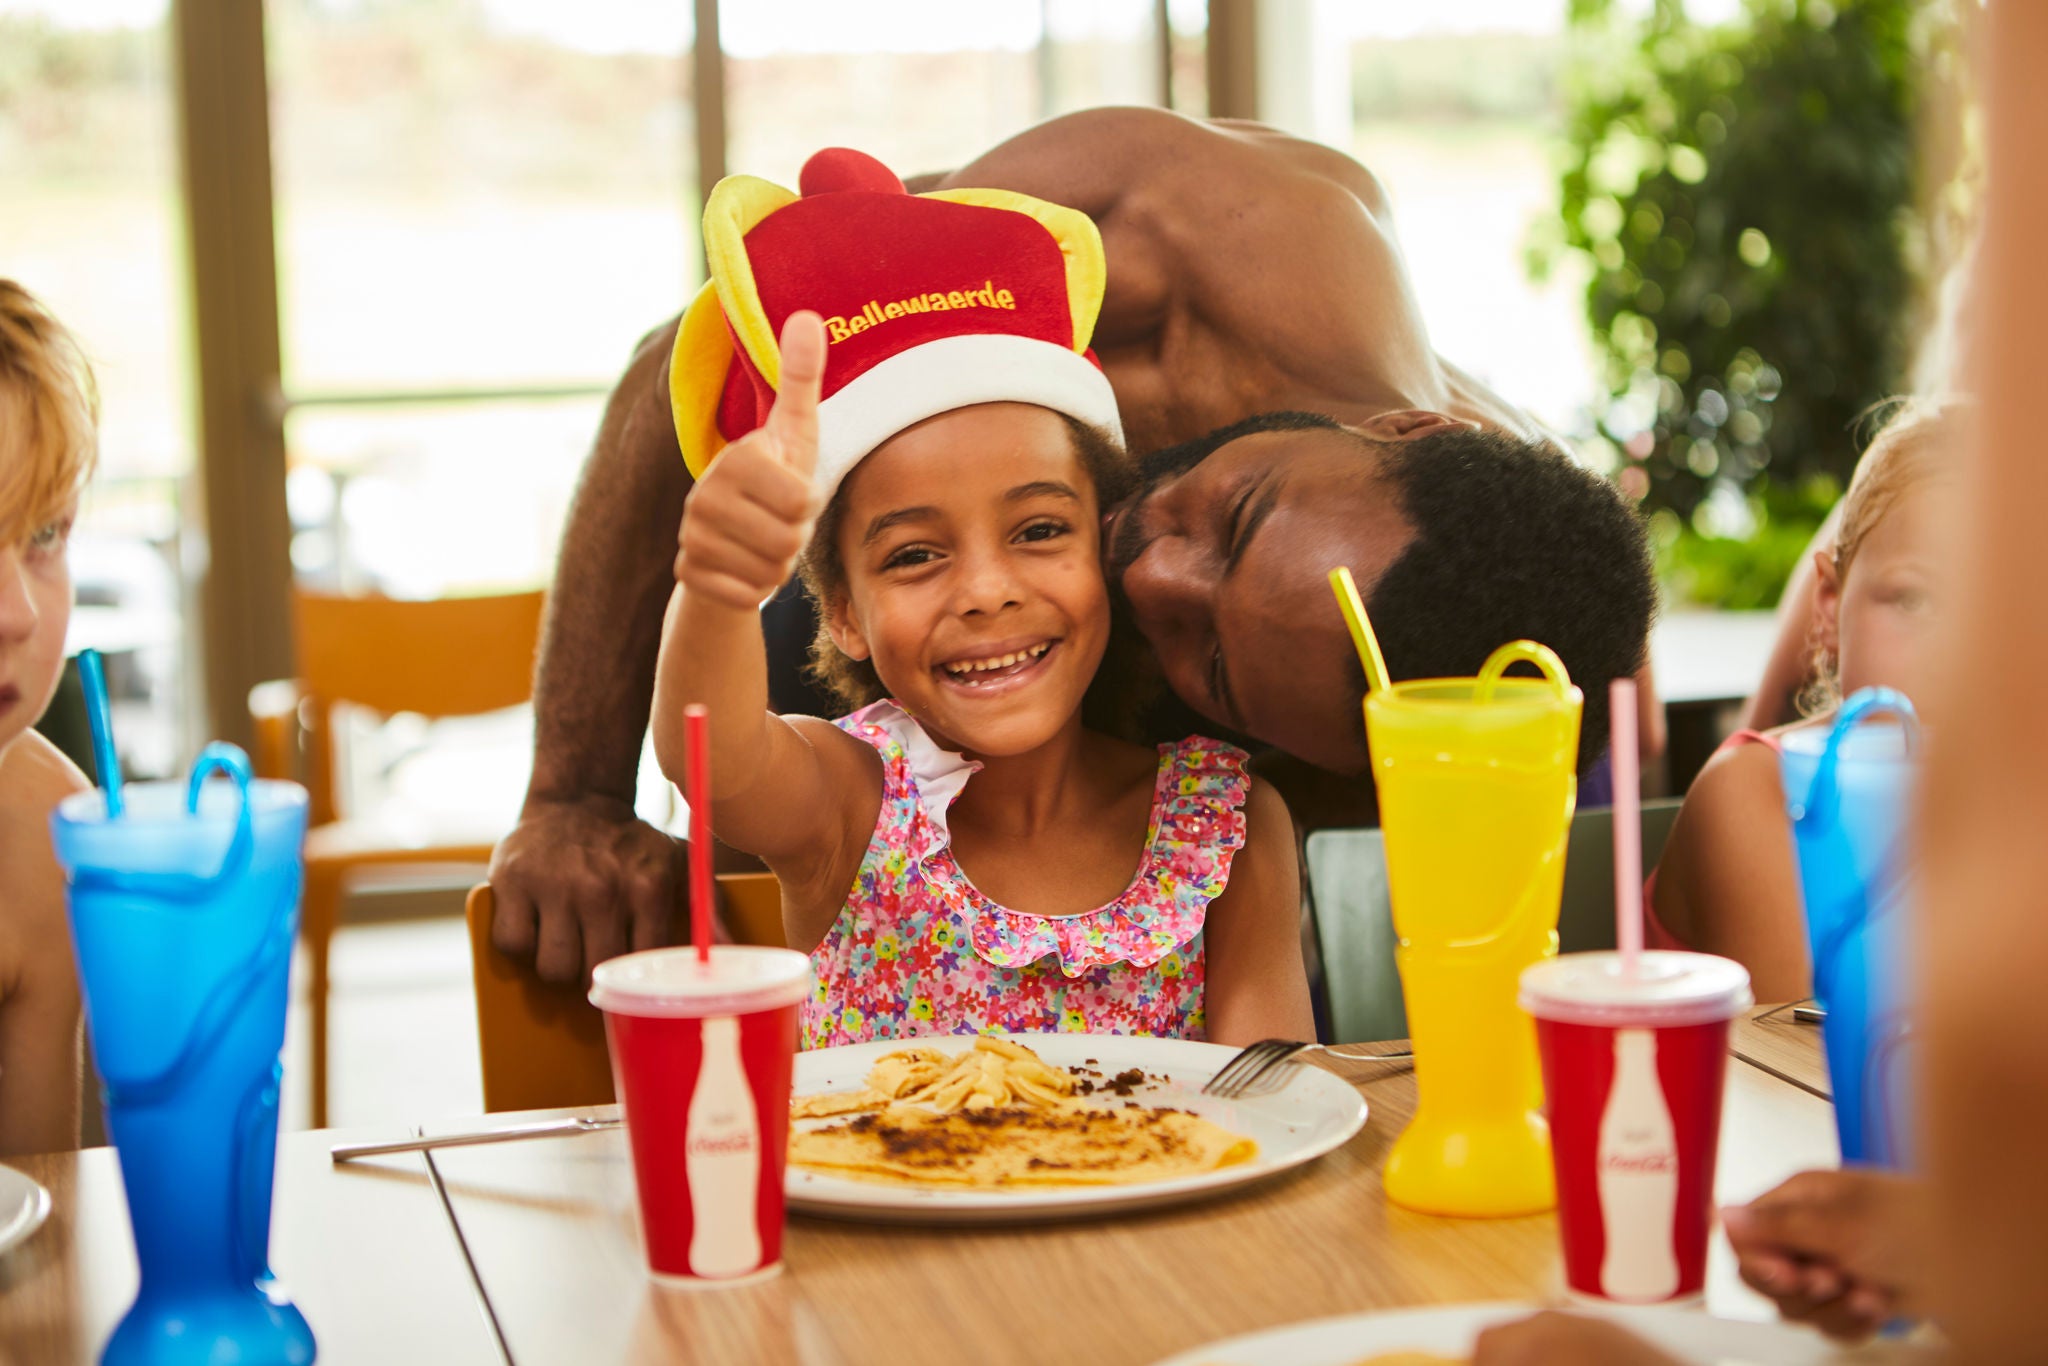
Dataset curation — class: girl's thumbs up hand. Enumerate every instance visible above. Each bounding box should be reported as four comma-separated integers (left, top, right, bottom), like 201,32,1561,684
675,312,829,611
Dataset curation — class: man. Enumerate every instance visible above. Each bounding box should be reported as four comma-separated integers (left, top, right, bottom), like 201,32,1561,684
490,107,1654,983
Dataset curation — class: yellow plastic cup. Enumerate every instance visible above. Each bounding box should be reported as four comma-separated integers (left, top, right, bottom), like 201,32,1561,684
1367,640,1583,1218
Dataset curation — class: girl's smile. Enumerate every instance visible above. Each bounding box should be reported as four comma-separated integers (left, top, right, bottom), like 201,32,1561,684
934,636,1059,694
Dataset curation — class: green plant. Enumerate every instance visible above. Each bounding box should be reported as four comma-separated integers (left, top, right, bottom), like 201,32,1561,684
1541,0,1948,605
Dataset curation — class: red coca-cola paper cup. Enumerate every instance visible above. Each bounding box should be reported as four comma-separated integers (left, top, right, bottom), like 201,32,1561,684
1519,951,1753,1304
590,945,811,1287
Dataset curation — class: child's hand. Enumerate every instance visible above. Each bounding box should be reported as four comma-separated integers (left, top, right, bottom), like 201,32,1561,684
1722,1169,1929,1341
675,311,826,611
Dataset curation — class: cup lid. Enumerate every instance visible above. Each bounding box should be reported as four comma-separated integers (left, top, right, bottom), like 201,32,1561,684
1519,950,1754,1029
589,945,811,1018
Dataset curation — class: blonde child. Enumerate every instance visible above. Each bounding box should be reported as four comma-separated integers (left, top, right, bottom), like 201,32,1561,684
652,151,1313,1049
1649,399,1963,1001
0,281,95,1154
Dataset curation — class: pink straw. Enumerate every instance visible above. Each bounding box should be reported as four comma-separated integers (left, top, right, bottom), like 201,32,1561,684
684,705,714,966
1610,676,1643,974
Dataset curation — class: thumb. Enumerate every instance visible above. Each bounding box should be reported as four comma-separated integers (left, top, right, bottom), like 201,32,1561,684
766,310,825,483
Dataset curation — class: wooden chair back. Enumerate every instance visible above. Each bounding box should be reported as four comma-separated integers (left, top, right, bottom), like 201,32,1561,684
465,874,790,1113
293,589,546,826
466,883,616,1114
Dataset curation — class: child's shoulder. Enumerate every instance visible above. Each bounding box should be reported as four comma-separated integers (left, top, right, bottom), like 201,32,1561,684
1681,726,1793,841
0,732,88,820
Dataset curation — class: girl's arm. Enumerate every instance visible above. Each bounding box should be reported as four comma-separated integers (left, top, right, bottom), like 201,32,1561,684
1649,739,1811,1002
1202,777,1317,1046
650,313,878,935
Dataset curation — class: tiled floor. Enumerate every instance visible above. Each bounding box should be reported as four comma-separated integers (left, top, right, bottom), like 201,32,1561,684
280,909,485,1133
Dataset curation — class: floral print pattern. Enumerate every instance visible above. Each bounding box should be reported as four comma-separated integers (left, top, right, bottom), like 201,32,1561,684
801,704,1249,1050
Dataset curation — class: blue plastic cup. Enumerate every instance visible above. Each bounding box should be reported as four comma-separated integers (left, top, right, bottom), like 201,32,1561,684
51,743,317,1365
1779,688,1920,1169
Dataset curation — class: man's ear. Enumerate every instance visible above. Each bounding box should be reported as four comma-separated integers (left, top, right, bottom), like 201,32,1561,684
1812,549,1843,665
1352,410,1480,443
825,592,871,662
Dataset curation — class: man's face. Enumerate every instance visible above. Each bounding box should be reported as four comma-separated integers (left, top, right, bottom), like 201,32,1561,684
1104,427,1413,772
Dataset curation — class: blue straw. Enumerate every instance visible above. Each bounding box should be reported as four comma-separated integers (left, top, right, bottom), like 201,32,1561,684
76,649,124,818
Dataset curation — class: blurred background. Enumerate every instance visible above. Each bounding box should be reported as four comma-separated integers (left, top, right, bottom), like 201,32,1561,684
2,0,1973,1124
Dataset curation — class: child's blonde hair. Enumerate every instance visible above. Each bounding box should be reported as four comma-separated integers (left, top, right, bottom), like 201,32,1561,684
1800,395,1967,713
1832,396,1967,584
0,281,98,546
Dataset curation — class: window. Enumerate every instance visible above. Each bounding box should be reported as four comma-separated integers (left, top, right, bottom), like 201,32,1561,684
0,0,193,777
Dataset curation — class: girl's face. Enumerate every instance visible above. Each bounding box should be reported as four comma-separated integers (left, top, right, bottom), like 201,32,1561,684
0,504,75,759
826,403,1108,757
1815,480,1956,721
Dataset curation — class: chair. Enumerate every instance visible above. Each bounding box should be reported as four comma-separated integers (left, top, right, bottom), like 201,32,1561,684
250,588,546,1127
1305,799,1684,1044
465,872,787,1113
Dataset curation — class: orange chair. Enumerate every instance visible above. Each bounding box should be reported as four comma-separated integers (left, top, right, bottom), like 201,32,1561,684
250,588,546,1127
466,872,787,1114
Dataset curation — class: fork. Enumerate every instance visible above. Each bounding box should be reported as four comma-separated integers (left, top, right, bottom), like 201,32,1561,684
1202,1040,1414,1099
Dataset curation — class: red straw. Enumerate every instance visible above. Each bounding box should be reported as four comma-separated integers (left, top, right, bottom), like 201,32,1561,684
684,704,714,966
1610,677,1643,974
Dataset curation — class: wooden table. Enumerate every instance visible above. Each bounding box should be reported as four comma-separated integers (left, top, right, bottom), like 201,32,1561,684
1731,1000,1832,1101
0,1127,504,1365
415,1056,1837,1366
0,1047,1840,1365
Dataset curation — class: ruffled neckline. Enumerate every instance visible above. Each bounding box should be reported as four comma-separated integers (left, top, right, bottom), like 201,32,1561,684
839,702,1249,977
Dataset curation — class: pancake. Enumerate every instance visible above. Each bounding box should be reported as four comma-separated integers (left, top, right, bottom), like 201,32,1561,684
788,1038,1257,1189
789,1101,1257,1187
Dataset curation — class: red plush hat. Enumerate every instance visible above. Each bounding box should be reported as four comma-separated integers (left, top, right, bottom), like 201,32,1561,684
669,147,1123,502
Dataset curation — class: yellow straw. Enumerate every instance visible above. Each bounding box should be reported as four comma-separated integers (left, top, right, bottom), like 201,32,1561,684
1327,566,1392,696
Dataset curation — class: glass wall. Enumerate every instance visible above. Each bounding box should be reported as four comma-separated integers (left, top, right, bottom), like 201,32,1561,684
1342,0,1599,438
260,0,697,822
0,0,193,778
722,0,1164,188
267,0,695,597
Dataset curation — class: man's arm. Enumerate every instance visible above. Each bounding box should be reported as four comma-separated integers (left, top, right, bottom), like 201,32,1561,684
488,318,695,983
931,108,1405,379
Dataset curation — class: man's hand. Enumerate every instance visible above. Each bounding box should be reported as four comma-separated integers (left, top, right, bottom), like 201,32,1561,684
488,794,689,983
1469,1311,1687,1366
673,312,826,610
1721,1169,1930,1342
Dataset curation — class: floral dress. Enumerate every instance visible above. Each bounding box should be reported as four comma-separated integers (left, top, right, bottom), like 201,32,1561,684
801,701,1250,1050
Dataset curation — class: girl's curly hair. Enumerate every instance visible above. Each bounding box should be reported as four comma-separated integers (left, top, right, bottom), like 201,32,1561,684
794,414,1129,712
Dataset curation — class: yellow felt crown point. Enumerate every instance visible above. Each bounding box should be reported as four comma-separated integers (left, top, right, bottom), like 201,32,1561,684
702,174,800,387
671,281,736,481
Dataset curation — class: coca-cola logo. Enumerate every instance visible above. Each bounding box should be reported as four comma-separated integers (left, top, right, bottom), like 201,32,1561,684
1602,1151,1677,1175
688,1130,758,1158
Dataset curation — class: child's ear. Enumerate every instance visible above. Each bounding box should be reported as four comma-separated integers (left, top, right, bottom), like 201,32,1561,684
825,592,871,662
1811,549,1843,665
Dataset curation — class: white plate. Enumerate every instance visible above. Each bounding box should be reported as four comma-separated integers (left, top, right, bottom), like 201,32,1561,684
0,1164,51,1257
786,1033,1367,1224
1153,1301,1849,1366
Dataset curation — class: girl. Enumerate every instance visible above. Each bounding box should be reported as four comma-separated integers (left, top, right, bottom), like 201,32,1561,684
1649,399,1963,1001
653,151,1313,1049
0,280,94,1154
